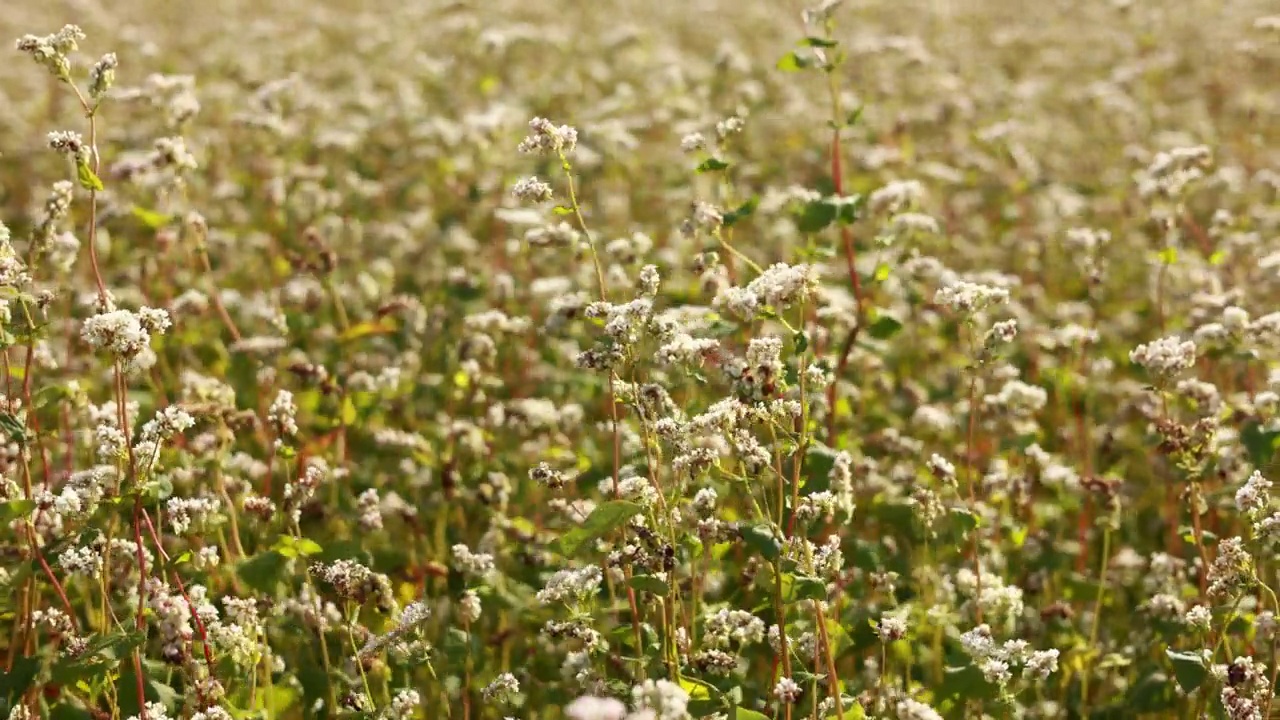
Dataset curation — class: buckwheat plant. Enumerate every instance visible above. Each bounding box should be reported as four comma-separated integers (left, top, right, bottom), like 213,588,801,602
3,0,1280,719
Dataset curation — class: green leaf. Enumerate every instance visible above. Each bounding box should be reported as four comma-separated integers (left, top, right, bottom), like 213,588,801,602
846,702,868,720
76,161,104,191
33,383,77,411
293,538,325,556
0,499,35,524
681,534,704,558
795,199,837,234
1124,670,1179,713
732,710,770,720
776,51,810,72
49,704,94,720
558,500,642,556
1097,653,1133,670
793,330,809,354
627,575,670,595
791,574,829,601
835,194,865,224
740,524,782,561
723,197,759,228
937,663,1001,701
552,206,574,216
316,539,374,565
950,507,980,531
803,36,839,48
51,631,146,684
130,205,171,229
0,412,28,445
687,698,720,718
273,535,323,558
339,320,396,344
0,654,40,703
441,627,472,664
295,641,330,710
867,315,903,340
1241,422,1280,469
118,662,181,719
696,158,730,173
83,631,146,657
679,676,716,700
140,474,174,503
1166,648,1208,692
1157,246,1177,265
236,550,290,594
340,396,358,427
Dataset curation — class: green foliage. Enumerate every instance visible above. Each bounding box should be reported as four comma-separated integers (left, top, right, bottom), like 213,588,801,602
558,500,643,556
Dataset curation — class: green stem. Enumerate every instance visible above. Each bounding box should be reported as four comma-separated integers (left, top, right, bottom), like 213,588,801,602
1081,526,1112,709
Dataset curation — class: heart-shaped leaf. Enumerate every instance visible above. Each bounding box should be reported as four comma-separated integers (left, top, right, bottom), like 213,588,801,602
558,500,642,556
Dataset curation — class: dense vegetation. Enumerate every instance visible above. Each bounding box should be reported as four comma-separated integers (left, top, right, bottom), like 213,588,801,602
2,0,1280,718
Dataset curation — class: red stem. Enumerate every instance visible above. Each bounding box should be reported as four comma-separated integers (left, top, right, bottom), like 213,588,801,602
825,127,867,446
141,511,217,673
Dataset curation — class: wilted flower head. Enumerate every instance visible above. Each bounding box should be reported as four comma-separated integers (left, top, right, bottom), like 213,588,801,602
15,25,85,79
89,52,118,99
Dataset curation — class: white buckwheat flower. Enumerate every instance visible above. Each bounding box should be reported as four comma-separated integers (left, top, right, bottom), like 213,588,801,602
935,281,1009,314
1024,649,1060,679
565,695,627,720
481,672,519,703
452,544,496,577
48,130,91,165
876,613,908,642
1207,536,1255,601
536,565,602,605
518,117,578,155
1185,604,1212,630
1129,335,1196,378
459,589,482,623
1236,470,1271,519
773,677,801,703
268,390,299,437
679,133,706,153
81,307,169,361
631,679,690,720
896,698,944,720
869,179,924,214
512,176,553,203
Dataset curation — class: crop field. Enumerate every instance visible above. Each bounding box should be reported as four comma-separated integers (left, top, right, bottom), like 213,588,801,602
1,0,1279,718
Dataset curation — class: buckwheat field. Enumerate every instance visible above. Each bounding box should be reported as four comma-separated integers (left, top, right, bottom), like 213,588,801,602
3,0,1280,718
